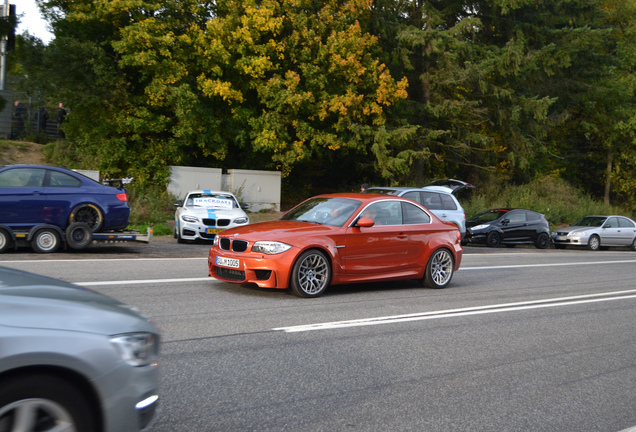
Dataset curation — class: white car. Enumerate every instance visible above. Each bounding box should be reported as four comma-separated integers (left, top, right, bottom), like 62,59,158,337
174,190,250,242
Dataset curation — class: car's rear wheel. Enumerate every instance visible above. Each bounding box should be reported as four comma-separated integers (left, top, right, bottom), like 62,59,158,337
423,248,454,289
31,229,61,254
69,204,104,232
0,228,12,253
631,238,636,251
587,235,600,251
486,231,501,248
0,374,97,432
290,250,331,298
535,233,550,249
66,222,93,250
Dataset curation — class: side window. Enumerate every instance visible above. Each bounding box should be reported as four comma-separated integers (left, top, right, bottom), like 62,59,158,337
619,217,635,228
0,168,45,187
402,191,423,205
402,202,431,225
508,212,526,223
363,201,402,226
422,192,443,210
605,217,619,228
440,194,458,210
526,211,540,221
48,170,82,187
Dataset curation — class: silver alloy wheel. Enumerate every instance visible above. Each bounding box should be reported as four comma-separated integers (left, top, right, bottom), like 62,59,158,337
0,398,76,432
297,253,329,295
430,249,453,286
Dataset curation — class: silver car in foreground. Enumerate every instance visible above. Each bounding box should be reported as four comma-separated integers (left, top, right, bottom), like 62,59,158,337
552,215,636,251
0,266,160,432
174,190,250,242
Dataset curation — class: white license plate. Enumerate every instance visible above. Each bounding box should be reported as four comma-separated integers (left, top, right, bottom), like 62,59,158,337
216,256,240,269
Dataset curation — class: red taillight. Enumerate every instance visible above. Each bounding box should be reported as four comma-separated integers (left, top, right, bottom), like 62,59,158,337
116,193,128,202
456,231,461,243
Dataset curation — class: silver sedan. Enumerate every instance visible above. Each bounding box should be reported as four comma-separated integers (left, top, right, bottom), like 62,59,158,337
551,215,636,251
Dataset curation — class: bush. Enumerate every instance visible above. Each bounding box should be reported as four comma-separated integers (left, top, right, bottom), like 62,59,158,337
463,176,632,229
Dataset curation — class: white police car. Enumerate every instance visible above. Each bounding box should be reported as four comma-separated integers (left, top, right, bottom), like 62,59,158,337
174,190,250,243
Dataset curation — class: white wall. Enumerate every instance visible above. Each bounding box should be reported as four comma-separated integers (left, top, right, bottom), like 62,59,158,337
169,166,281,212
168,166,223,199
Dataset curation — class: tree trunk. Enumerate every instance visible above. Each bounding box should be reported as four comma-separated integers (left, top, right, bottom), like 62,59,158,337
604,150,613,206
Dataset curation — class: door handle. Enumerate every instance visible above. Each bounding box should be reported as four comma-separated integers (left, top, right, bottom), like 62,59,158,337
397,234,408,239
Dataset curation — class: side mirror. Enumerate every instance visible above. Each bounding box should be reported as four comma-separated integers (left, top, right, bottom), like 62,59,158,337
240,203,250,210
174,200,183,207
357,217,375,228
603,224,611,228
501,218,510,225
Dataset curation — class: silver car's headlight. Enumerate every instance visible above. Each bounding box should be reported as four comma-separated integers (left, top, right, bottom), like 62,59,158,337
234,217,249,224
252,241,292,254
569,231,585,237
111,333,159,367
181,215,199,223
471,224,490,231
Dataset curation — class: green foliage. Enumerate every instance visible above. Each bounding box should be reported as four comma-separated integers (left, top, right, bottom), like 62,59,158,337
126,185,176,226
463,176,631,229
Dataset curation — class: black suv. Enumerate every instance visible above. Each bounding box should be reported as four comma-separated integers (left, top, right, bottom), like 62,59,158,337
466,208,550,249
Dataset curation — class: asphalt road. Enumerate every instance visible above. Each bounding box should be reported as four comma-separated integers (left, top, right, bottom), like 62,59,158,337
2,240,636,431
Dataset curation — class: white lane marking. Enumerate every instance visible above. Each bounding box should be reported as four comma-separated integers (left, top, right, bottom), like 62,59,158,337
0,258,207,264
459,259,636,270
77,277,211,286
274,289,636,333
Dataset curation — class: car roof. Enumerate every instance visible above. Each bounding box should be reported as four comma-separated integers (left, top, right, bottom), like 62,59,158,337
314,192,418,203
186,190,237,196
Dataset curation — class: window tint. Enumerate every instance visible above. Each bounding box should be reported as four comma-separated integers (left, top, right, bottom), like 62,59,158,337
619,217,635,228
440,194,458,210
605,217,619,228
422,192,443,210
526,211,541,221
402,191,423,205
49,170,81,187
402,202,430,225
507,211,527,223
0,168,45,187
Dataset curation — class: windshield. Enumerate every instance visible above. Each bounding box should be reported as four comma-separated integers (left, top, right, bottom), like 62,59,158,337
571,216,607,227
186,193,238,209
281,197,361,227
469,209,509,223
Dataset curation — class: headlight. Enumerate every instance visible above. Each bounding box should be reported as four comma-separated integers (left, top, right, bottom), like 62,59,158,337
569,231,585,237
234,217,249,224
252,241,292,254
111,332,159,367
213,236,219,246
471,224,490,231
181,215,199,223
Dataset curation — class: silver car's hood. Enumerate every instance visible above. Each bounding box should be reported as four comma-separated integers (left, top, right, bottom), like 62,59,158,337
0,267,155,334
553,226,592,234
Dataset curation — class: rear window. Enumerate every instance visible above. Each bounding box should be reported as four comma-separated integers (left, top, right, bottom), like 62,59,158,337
49,170,82,187
440,194,457,210
422,192,443,210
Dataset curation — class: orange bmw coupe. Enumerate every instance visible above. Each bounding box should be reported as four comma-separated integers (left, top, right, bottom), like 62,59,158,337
208,193,463,297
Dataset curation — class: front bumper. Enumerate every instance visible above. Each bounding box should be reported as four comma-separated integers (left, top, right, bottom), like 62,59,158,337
551,233,587,246
465,230,487,244
208,248,298,289
179,221,227,241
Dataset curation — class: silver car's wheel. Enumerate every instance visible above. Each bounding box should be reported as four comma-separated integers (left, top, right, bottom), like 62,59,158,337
630,238,636,251
290,250,331,298
423,248,454,289
0,374,96,432
587,235,600,251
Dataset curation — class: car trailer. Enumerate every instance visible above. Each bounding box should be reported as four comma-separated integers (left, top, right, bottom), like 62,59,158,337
0,222,153,254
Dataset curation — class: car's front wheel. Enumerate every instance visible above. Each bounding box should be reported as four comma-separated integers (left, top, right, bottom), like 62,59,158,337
535,233,550,249
587,235,600,251
70,204,104,232
0,374,97,432
31,229,61,253
290,250,331,298
486,231,501,248
631,238,636,251
422,248,454,289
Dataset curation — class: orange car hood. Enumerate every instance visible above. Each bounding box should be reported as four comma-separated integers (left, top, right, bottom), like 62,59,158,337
220,220,340,242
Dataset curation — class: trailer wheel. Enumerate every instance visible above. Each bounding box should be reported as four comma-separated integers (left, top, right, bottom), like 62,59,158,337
69,204,103,232
66,223,93,250
31,229,62,254
0,228,12,253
